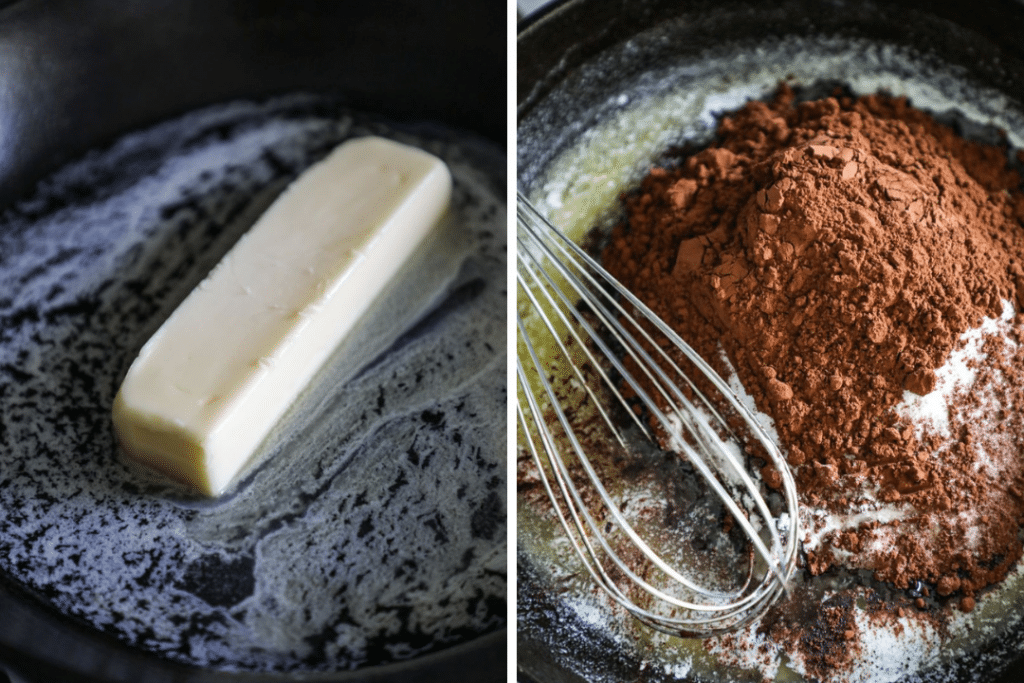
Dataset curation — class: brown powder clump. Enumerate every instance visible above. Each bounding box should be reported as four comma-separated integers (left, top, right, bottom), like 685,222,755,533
602,86,1024,601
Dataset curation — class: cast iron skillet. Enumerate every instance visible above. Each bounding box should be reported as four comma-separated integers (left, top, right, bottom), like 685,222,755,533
0,1,504,681
518,1,1024,681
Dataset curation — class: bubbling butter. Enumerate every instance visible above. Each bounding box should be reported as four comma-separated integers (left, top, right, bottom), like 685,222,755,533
112,136,452,495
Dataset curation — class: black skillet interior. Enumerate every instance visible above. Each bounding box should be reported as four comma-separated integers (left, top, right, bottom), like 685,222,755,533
0,1,505,682
518,0,1024,681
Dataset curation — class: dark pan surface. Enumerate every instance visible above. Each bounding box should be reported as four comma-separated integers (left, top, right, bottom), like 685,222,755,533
0,0,504,208
0,2,505,682
517,1,1024,681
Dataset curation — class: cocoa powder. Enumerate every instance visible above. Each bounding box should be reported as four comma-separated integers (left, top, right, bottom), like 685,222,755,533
602,86,1024,606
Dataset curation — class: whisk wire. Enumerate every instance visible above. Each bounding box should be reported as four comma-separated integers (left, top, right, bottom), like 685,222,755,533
515,248,639,450
517,192,800,636
517,274,737,603
516,338,736,616
519,200,723,425
518,235,764,602
518,198,789,583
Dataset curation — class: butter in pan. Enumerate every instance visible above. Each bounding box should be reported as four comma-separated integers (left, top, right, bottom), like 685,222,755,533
0,95,506,673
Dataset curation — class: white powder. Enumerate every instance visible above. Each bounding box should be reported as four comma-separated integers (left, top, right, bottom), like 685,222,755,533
846,610,942,683
896,300,1017,440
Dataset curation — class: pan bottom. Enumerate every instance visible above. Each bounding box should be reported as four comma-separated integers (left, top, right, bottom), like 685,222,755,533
0,94,506,672
518,26,1024,683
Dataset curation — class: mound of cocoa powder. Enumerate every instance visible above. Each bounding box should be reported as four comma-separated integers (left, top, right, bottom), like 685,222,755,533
602,86,1024,603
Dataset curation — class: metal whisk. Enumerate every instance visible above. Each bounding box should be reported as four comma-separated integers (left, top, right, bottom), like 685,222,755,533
516,191,800,637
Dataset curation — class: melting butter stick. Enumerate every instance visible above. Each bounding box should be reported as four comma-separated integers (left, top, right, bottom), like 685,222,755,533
112,136,452,495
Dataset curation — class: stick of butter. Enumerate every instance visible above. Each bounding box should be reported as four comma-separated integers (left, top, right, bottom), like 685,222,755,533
112,136,452,495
